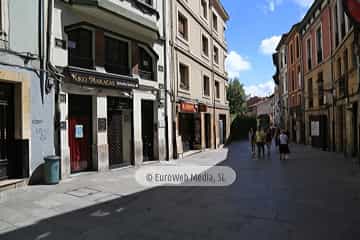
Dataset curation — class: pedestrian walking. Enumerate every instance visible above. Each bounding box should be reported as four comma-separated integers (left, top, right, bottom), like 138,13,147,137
279,130,290,160
266,128,272,156
256,128,266,158
248,128,256,154
275,127,280,148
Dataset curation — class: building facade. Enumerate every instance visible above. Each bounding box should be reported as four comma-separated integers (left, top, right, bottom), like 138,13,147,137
331,0,359,156
50,0,168,178
168,0,230,157
276,34,289,130
286,24,304,143
0,0,55,183
300,0,333,150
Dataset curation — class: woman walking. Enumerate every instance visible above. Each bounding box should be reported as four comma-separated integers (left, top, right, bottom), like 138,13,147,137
279,130,290,160
266,128,272,156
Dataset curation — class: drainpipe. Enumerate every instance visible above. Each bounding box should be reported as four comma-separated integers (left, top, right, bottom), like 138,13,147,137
162,0,169,160
39,0,45,104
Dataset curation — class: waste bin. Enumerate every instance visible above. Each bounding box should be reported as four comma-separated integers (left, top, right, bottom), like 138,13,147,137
44,156,60,184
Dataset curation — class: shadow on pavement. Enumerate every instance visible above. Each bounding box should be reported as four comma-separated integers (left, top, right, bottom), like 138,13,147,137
1,141,360,239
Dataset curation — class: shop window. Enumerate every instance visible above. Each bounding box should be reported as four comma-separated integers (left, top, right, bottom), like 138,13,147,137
68,28,94,69
202,34,209,57
179,63,189,91
139,46,155,81
215,81,220,99
105,36,129,75
203,75,210,96
178,12,188,41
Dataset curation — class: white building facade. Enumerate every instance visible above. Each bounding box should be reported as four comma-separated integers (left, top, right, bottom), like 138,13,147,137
50,0,169,178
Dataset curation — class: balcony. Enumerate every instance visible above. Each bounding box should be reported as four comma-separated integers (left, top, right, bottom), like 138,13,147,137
67,0,159,40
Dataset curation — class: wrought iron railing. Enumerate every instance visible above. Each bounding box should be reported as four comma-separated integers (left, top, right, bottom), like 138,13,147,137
105,63,130,76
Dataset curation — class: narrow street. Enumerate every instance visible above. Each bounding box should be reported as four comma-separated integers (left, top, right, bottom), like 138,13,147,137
1,142,360,239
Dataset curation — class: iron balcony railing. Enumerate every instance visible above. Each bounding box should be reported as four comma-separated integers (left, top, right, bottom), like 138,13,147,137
69,56,94,69
105,63,130,76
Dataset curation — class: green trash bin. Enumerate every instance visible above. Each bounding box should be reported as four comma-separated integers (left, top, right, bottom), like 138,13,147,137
44,156,60,184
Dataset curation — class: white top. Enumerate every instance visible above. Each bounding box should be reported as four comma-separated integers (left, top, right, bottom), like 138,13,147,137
279,133,288,145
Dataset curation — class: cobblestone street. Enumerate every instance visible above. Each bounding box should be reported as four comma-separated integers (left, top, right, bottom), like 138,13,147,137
1,142,360,239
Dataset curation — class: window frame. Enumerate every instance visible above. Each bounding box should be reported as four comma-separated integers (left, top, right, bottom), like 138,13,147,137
138,44,157,81
201,33,209,59
104,33,132,76
202,73,211,97
212,11,218,33
177,11,189,42
179,62,190,92
67,27,95,70
200,0,208,21
213,45,219,65
215,80,220,100
315,24,323,64
306,36,312,71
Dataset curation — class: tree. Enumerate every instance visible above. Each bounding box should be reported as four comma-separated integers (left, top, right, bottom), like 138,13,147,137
227,78,247,115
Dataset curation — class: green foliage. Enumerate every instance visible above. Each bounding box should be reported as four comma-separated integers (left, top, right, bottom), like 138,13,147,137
227,78,247,115
228,115,257,142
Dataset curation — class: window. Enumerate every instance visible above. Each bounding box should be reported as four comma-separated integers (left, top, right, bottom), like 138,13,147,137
316,27,323,63
0,0,8,44
296,36,300,58
203,75,210,96
334,4,339,47
215,81,220,99
290,43,294,64
212,12,218,31
139,46,154,80
298,66,301,88
202,34,209,57
225,86,228,101
178,12,188,40
105,36,129,75
308,78,313,108
201,0,208,20
68,28,93,69
179,63,189,91
306,38,312,70
213,45,219,64
318,72,324,105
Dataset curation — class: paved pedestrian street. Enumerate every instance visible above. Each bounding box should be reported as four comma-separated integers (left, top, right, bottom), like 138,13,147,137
1,142,360,239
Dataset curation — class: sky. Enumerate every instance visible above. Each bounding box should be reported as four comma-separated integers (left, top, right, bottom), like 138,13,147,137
223,0,314,97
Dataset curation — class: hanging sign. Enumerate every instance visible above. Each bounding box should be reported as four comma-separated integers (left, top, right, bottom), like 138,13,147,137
343,0,360,26
180,102,197,113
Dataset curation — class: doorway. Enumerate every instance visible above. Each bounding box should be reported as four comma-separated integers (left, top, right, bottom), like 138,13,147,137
68,94,92,173
142,100,155,161
107,97,133,168
204,113,211,149
0,83,14,180
219,114,227,145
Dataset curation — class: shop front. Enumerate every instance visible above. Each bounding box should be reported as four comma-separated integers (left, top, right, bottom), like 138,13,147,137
177,102,201,153
59,67,139,178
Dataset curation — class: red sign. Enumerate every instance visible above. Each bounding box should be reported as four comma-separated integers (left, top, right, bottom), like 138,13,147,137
180,102,197,113
343,0,360,25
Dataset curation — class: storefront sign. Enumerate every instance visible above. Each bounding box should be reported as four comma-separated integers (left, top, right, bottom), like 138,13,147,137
198,104,208,112
180,102,197,113
75,125,84,139
311,121,320,137
65,67,139,89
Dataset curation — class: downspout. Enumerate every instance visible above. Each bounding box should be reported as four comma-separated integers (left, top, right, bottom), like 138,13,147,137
330,4,336,152
162,0,169,160
39,0,45,104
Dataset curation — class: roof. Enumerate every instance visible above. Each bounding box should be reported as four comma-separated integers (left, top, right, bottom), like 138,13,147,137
211,0,229,21
275,33,288,51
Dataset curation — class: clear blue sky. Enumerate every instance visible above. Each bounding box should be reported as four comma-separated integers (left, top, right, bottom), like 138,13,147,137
222,0,313,97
